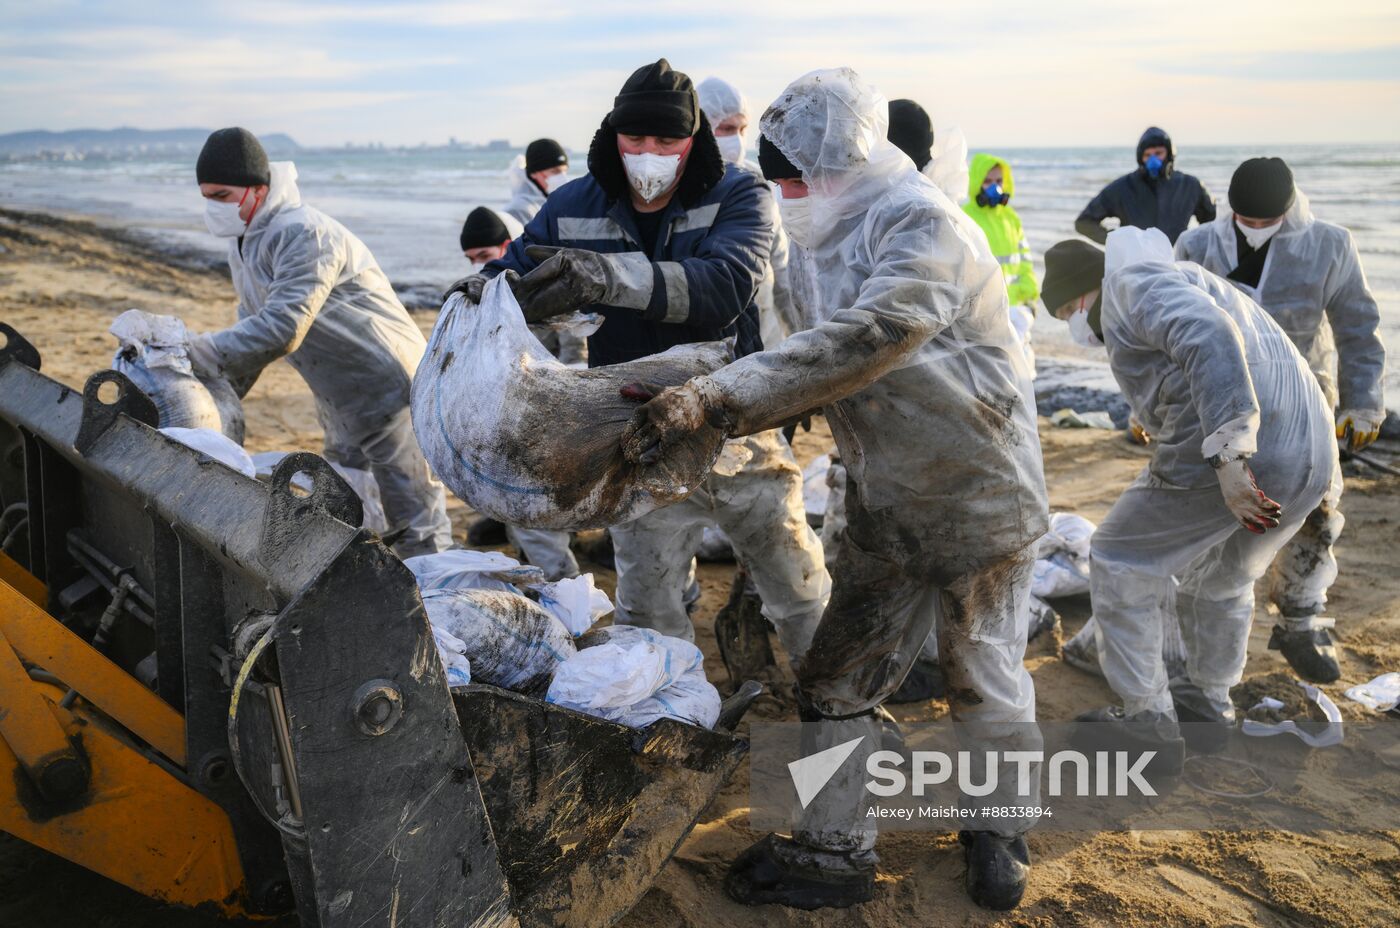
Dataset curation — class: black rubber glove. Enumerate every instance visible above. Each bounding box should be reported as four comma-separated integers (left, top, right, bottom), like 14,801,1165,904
441,270,520,306
512,246,615,322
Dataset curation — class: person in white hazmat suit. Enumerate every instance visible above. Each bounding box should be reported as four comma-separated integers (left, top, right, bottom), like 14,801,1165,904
502,138,571,226
1042,229,1339,763
698,76,802,347
1175,157,1386,683
188,128,452,557
621,69,1050,912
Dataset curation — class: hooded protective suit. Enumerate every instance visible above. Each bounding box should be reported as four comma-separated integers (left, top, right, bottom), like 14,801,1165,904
698,76,801,346
503,155,548,226
707,68,1049,846
1174,190,1384,636
925,126,970,205
963,153,1039,308
1090,228,1338,717
1075,127,1216,245
192,162,452,557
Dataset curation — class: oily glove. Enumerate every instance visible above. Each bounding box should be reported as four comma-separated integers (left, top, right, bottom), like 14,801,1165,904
1336,409,1383,452
186,332,223,379
1214,458,1282,535
441,270,520,306
620,376,731,465
515,246,652,322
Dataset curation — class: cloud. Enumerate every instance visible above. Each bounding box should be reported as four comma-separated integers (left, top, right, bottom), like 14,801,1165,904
1,1,1399,145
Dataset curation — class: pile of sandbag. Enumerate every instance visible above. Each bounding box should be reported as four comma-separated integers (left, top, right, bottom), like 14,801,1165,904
411,278,732,532
548,625,721,729
407,549,720,729
109,309,244,443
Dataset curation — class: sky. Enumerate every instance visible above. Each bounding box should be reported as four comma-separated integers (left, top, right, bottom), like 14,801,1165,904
2,1,1399,150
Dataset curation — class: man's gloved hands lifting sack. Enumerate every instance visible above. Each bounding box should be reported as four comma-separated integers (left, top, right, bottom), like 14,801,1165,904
412,274,734,532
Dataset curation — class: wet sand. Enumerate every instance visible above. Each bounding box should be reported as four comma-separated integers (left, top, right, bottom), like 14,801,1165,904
1,207,1397,927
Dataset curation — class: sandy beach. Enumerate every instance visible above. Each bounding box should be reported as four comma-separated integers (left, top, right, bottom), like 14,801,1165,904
1,206,1397,927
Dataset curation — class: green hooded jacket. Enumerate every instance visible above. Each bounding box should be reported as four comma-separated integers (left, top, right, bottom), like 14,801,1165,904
963,152,1040,308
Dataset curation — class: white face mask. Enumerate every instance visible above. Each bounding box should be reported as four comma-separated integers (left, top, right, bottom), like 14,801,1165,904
621,151,682,203
543,171,570,194
777,195,812,248
715,133,745,165
204,198,248,238
1235,218,1282,250
1068,307,1103,349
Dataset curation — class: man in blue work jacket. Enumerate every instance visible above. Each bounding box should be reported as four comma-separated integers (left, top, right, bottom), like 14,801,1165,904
452,59,830,672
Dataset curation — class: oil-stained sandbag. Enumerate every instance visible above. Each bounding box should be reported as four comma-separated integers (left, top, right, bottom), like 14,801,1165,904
109,309,245,443
411,278,732,531
422,587,576,695
547,625,720,729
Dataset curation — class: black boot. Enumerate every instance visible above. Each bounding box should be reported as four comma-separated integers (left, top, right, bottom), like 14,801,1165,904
1268,625,1341,683
960,831,1029,910
466,516,507,546
725,834,875,909
1071,706,1185,777
887,657,947,704
1169,679,1236,754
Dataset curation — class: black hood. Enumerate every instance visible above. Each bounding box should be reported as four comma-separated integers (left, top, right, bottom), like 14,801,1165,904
586,110,726,209
1136,126,1176,180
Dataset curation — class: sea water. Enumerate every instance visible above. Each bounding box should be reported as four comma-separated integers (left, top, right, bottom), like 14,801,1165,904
2,144,1396,399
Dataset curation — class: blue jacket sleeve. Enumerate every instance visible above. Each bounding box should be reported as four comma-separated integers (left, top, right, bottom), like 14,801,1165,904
645,171,774,328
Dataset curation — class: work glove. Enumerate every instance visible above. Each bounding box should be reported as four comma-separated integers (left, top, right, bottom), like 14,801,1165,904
620,376,730,465
186,333,223,379
1336,409,1383,452
1128,415,1151,446
1213,457,1282,535
441,270,522,306
515,246,651,323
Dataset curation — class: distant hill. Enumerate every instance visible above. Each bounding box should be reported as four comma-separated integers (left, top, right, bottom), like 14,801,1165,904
0,127,300,158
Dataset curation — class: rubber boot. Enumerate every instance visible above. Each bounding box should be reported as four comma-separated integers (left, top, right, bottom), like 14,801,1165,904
960,831,1030,911
1071,706,1185,778
1169,679,1236,754
1268,625,1341,684
466,516,507,546
725,834,875,910
887,657,947,704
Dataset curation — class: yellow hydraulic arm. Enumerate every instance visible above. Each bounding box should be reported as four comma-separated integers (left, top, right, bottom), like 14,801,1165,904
0,570,255,916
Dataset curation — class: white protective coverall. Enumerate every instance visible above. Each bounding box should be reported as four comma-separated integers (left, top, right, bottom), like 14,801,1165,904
924,125,970,205
698,76,803,347
1093,227,1340,717
1174,193,1385,631
503,155,548,226
611,429,829,662
703,69,1049,846
193,162,453,557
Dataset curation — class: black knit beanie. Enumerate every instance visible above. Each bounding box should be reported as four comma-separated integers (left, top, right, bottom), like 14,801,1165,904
459,207,511,252
1228,157,1296,219
196,127,270,187
524,138,568,175
1042,239,1106,315
607,59,700,138
758,135,801,181
888,99,934,171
